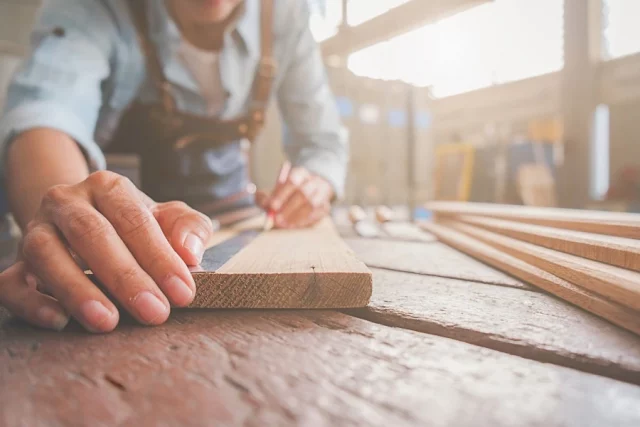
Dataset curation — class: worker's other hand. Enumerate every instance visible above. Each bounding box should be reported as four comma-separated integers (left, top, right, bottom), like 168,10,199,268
0,171,215,333
256,167,333,229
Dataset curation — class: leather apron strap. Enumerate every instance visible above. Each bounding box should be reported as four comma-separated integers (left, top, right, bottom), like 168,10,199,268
126,0,276,144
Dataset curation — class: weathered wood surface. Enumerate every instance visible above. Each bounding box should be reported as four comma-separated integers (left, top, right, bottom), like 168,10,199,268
426,201,640,239
379,222,438,242
457,215,640,272
191,219,372,309
350,268,640,384
447,221,640,312
345,237,530,289
421,221,640,337
2,309,640,427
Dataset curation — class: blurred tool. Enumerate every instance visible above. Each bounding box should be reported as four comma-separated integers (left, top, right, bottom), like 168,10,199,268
374,205,436,242
263,161,292,231
348,205,380,238
516,142,557,207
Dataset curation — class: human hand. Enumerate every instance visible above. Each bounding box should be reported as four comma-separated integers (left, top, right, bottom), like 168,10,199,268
0,171,215,333
257,165,334,229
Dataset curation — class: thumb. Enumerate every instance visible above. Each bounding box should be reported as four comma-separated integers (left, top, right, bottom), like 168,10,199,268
152,202,218,266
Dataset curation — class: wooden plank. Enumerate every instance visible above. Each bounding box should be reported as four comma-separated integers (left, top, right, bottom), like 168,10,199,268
457,215,640,271
205,213,265,248
344,237,530,290
420,222,640,337
190,218,372,309
2,309,640,426
351,268,640,384
445,221,640,312
425,201,640,238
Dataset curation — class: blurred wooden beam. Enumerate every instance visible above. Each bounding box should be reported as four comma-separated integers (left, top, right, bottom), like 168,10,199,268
322,0,491,58
557,0,601,208
0,41,26,56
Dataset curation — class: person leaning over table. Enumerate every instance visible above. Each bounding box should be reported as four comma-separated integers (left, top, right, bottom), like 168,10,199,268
0,0,347,333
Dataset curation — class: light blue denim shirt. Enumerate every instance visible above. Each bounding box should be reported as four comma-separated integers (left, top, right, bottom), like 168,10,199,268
0,0,348,201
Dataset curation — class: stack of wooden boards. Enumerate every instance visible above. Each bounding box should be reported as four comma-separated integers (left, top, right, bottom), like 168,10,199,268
420,202,640,336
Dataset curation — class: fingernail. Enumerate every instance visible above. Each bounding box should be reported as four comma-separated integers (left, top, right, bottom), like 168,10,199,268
184,233,204,263
271,201,281,211
80,300,115,332
164,275,194,306
211,220,220,232
133,291,169,324
37,305,69,331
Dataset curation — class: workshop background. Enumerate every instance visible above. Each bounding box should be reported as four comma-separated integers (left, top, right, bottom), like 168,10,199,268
1,0,639,215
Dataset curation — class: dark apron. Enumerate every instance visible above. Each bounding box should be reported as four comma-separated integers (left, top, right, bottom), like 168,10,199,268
106,0,276,218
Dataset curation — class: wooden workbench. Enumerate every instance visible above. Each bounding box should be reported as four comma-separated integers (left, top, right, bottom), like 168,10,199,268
2,219,640,426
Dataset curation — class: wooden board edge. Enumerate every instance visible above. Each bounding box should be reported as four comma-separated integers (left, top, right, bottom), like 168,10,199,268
455,214,640,272
443,220,640,312
419,221,640,337
424,202,640,239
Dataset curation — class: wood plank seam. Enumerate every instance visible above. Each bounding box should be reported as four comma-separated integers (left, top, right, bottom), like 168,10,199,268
366,265,544,293
347,305,640,386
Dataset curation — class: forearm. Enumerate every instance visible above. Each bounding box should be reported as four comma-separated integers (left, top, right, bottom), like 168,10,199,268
6,128,90,229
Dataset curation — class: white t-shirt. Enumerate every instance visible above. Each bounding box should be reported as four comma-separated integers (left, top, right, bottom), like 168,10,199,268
178,39,225,116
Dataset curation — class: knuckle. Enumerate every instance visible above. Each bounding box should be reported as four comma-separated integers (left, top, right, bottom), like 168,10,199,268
22,225,55,260
176,211,212,239
87,170,118,188
88,171,132,194
164,201,189,211
24,219,39,234
41,184,72,208
65,207,113,242
146,251,175,275
114,204,155,238
111,266,141,297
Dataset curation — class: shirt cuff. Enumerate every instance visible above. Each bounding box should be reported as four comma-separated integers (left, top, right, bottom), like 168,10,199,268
295,152,347,201
0,101,106,175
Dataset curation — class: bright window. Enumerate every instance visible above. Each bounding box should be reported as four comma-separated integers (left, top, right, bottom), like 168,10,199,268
602,0,640,59
347,0,565,98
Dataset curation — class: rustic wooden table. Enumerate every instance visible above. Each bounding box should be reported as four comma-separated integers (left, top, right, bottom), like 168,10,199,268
2,220,640,426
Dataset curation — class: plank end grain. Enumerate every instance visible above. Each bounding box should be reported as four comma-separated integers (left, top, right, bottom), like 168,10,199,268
191,218,373,309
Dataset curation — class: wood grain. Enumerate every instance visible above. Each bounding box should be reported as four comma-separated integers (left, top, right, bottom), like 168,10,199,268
446,221,640,312
2,308,640,427
457,215,640,272
350,268,640,384
344,237,530,290
426,201,640,238
205,214,265,248
420,221,640,336
191,218,372,309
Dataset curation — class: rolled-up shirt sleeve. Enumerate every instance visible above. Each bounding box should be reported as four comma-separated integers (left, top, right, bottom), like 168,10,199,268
0,0,116,174
276,1,349,200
